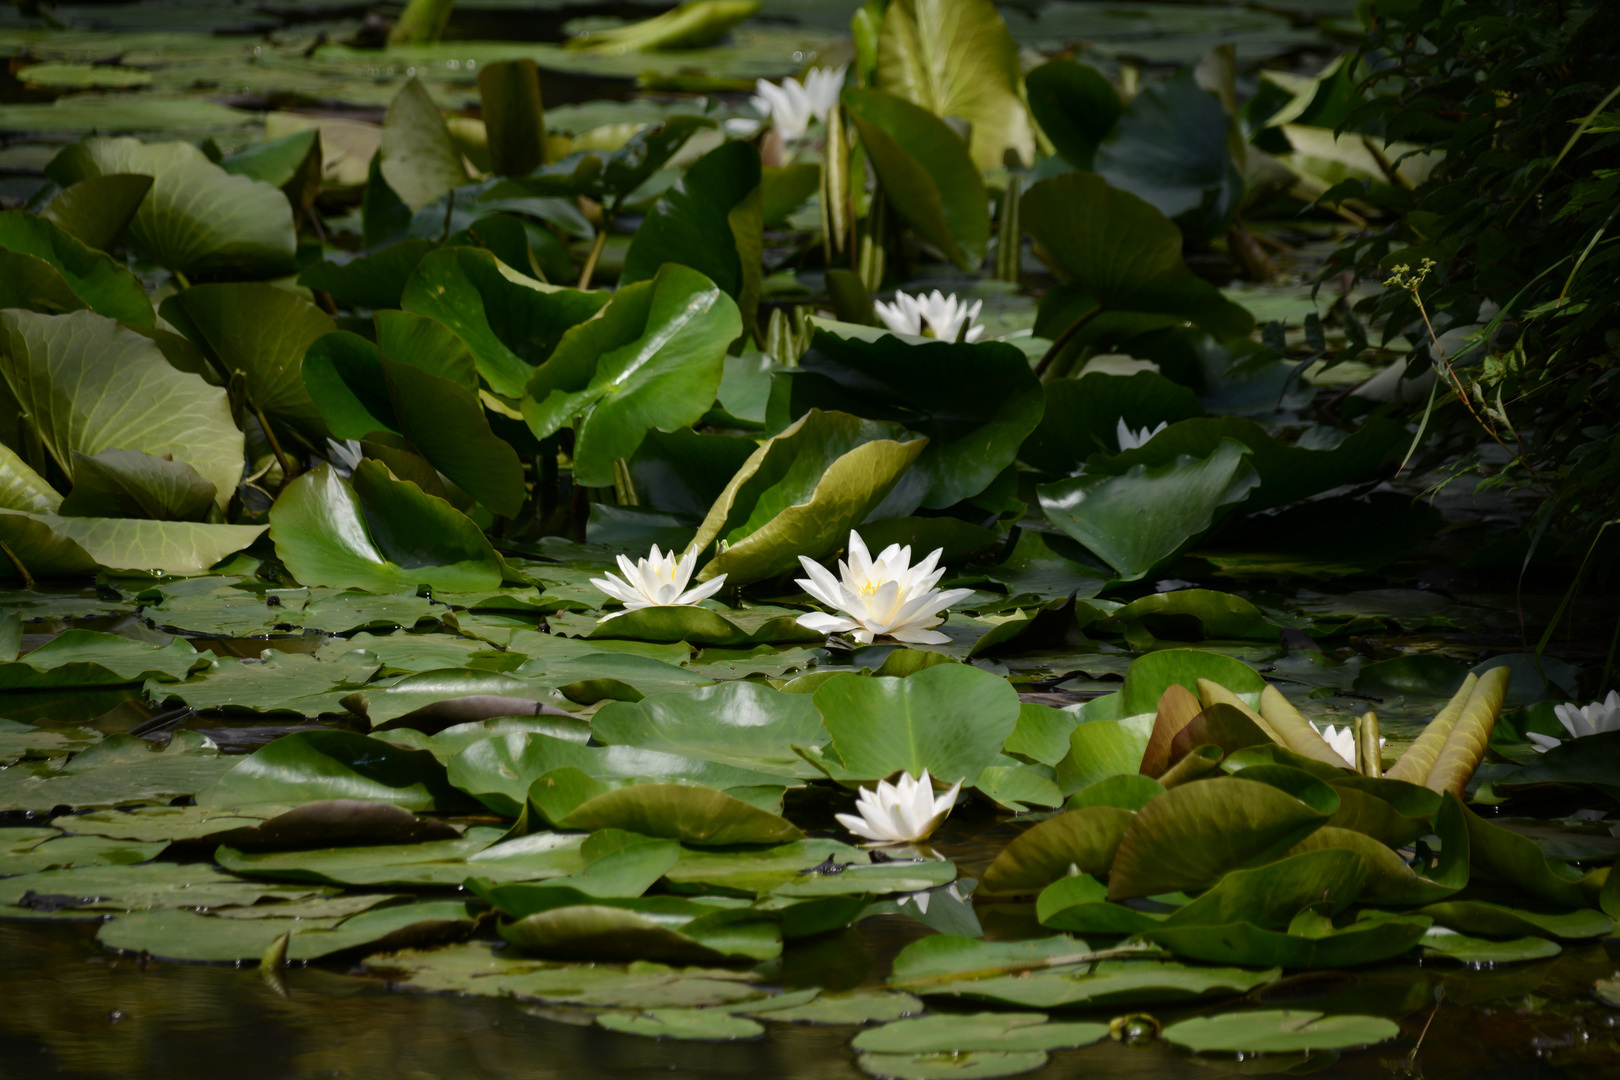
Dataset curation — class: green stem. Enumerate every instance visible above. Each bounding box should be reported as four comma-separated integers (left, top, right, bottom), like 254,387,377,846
388,0,456,45
578,225,609,290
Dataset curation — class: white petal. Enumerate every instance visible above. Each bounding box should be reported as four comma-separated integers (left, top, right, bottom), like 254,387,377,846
835,812,893,843
675,574,726,606
796,611,860,635
886,625,951,645
1526,732,1562,752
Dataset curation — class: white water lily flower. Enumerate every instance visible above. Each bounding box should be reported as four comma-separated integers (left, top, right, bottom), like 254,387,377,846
874,289,985,343
325,438,363,477
795,531,974,645
836,770,962,844
1528,690,1620,752
749,65,847,142
589,545,726,622
896,881,965,916
1115,418,1168,451
1311,721,1384,765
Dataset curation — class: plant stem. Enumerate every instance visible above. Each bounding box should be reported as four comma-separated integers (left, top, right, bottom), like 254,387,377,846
1033,307,1102,380
0,540,35,588
578,226,608,290
251,399,295,491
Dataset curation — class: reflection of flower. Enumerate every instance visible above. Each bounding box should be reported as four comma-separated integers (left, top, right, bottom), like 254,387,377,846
746,65,847,142
589,546,726,621
795,531,974,645
1311,721,1383,765
874,289,985,343
1115,419,1167,451
1528,691,1620,753
837,770,962,844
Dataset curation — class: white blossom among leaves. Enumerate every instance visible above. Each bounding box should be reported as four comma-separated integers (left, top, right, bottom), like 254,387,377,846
589,545,726,622
1115,418,1168,451
746,65,847,142
1311,722,1382,766
874,289,986,342
836,770,962,844
1528,690,1620,752
795,531,974,645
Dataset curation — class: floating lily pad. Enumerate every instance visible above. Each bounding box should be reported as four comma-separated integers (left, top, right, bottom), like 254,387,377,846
596,1007,764,1040
0,731,233,813
855,1050,1049,1080
1161,1009,1401,1054
1420,928,1562,964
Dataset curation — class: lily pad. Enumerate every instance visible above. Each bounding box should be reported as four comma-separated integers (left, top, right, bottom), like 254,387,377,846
1161,1009,1401,1054
195,730,470,812
597,1008,764,1040
590,682,827,779
979,806,1134,896
0,731,234,813
811,663,1021,785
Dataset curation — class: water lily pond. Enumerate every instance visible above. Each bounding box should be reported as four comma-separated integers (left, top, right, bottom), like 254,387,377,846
2,0,1619,1078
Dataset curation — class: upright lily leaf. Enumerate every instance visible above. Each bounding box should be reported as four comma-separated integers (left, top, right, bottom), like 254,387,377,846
1020,372,1204,476
301,332,400,440
1026,60,1122,171
45,137,296,275
1038,438,1260,581
812,664,1021,784
268,462,505,593
685,409,928,585
0,442,61,513
1021,172,1253,342
843,88,989,270
478,59,546,177
402,246,610,398
162,282,336,438
980,806,1135,895
623,139,762,334
380,77,470,211
0,511,263,577
37,173,153,252
0,309,243,510
522,263,741,487
1094,68,1245,241
299,238,437,311
1108,776,1333,899
59,449,216,522
0,250,90,319
777,330,1043,510
876,0,1035,171
0,211,152,325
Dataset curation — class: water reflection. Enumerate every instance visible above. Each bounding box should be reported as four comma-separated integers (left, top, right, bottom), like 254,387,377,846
4,919,1617,1080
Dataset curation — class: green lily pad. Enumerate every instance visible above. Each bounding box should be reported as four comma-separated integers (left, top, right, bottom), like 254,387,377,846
1147,908,1432,968
447,731,792,817
0,630,201,689
1420,928,1562,964
1161,1009,1401,1054
685,408,929,586
0,719,99,765
0,731,234,813
854,1013,1108,1054
747,990,923,1025
361,940,772,1009
551,783,804,845
0,308,243,514
196,730,470,812
498,896,781,964
268,463,506,594
591,682,827,779
0,861,333,915
0,830,166,876
0,211,152,325
1416,900,1612,940
979,806,1135,896
1038,438,1260,582
779,330,1043,511
810,663,1020,785
581,605,823,647
523,263,740,488
46,136,296,276
843,87,987,270
1107,776,1333,899
923,958,1277,1010
855,1050,1050,1080
597,1007,764,1040
1053,713,1155,795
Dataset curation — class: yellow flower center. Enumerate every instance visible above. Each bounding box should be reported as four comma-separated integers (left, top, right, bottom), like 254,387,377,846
859,580,880,596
